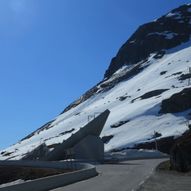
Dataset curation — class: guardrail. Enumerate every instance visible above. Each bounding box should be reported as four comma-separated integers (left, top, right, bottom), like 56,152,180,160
0,160,98,191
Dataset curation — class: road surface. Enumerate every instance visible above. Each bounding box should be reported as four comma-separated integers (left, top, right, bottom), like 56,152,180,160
138,166,191,191
50,159,166,191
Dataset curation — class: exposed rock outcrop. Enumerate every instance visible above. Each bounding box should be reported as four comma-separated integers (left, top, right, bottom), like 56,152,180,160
170,130,191,172
160,87,191,113
105,4,191,78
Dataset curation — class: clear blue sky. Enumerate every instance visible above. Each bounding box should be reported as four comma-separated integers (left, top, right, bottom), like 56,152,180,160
0,0,190,150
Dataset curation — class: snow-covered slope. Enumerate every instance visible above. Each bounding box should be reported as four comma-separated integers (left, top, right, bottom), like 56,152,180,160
1,4,191,160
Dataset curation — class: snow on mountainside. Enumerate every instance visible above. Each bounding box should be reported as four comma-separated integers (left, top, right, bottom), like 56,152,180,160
1,4,191,160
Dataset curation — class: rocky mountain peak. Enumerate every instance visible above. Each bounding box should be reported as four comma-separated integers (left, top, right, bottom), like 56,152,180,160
62,4,191,114
104,4,191,78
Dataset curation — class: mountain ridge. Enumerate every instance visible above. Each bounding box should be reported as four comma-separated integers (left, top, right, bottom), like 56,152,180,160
62,3,191,114
1,3,191,160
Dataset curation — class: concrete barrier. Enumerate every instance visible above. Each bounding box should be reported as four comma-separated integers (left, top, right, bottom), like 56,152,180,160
0,160,98,191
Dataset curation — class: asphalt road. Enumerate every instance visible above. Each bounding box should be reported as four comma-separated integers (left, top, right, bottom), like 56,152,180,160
50,159,165,191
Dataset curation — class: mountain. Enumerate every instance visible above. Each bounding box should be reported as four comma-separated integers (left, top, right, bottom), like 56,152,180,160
1,4,191,160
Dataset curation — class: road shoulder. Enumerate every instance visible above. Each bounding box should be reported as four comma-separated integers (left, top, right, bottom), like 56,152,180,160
137,161,191,191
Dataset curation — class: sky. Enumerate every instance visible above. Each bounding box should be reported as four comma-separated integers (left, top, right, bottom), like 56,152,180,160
0,0,191,150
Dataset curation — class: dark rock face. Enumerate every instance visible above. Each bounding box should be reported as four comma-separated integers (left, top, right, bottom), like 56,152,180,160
139,89,169,99
105,4,191,78
132,89,169,102
160,87,191,113
101,135,114,144
110,120,130,128
160,71,167,75
170,130,191,172
179,73,191,81
60,128,75,135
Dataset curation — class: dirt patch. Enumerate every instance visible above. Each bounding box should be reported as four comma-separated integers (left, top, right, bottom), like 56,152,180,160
0,166,72,185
